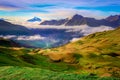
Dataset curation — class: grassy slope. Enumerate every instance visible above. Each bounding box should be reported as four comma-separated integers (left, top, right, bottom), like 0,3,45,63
0,27,120,79
0,47,75,71
39,27,120,78
1,47,115,80
0,44,79,79
1,66,119,80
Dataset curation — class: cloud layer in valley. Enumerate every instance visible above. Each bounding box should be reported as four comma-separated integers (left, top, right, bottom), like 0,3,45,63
0,35,45,40
0,25,114,48
0,25,114,40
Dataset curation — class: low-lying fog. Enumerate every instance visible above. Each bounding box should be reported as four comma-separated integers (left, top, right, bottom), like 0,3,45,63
0,21,114,48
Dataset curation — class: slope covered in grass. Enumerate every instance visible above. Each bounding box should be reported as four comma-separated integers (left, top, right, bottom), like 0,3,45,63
0,66,119,80
0,27,120,79
0,46,76,71
38,27,120,78
0,44,79,79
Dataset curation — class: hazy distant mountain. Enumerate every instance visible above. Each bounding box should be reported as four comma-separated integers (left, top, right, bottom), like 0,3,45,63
0,18,5,21
40,14,120,28
0,20,30,35
0,16,115,48
27,17,41,22
40,18,68,25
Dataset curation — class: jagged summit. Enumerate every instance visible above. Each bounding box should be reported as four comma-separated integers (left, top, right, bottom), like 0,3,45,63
40,14,120,28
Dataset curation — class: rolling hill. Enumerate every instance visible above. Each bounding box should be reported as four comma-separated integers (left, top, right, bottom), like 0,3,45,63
38,27,120,78
0,27,120,79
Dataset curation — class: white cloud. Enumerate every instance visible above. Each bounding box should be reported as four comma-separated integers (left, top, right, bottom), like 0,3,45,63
70,38,80,42
0,35,16,39
0,35,45,40
16,35,45,40
69,25,114,42
81,25,114,36
65,25,114,36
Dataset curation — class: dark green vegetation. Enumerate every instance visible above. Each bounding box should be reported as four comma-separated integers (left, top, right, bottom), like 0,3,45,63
0,28,120,80
0,38,21,47
0,46,74,71
0,45,79,80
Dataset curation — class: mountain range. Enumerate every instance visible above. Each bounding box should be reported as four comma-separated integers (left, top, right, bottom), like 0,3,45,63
0,19,83,48
0,14,119,48
0,17,115,48
40,14,120,28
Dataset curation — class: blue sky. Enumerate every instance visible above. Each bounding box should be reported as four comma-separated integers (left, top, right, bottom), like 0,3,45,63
0,0,120,20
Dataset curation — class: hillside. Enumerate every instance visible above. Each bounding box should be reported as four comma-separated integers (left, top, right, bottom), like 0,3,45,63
0,28,120,79
38,27,120,78
0,47,119,79
0,39,80,79
0,38,21,47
